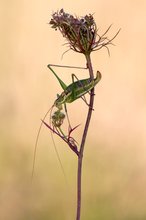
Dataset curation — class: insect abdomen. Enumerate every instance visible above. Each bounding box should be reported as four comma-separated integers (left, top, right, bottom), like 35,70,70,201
55,71,101,106
66,71,101,102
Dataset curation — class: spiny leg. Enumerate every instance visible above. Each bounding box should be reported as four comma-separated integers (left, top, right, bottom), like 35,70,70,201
47,64,88,91
80,94,90,106
48,64,91,107
64,103,72,131
48,64,88,70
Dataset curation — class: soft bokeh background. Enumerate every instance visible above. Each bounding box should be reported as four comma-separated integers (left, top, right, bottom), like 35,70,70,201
1,0,146,219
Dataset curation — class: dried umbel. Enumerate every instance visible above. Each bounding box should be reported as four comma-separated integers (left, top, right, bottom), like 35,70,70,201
49,9,120,55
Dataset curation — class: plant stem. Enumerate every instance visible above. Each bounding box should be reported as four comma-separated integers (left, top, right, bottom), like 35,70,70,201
76,53,95,220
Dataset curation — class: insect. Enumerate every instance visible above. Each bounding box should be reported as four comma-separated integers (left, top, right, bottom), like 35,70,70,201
48,64,101,113
46,64,101,144
32,64,101,179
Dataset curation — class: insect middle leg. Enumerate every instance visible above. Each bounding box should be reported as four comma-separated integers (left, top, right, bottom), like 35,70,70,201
64,103,72,130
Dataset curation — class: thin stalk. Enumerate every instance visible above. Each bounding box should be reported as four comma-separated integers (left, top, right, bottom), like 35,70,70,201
76,53,95,220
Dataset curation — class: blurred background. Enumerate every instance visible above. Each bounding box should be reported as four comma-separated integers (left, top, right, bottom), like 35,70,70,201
0,0,146,219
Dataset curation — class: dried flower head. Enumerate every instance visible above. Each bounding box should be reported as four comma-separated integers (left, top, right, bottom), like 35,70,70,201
49,9,120,55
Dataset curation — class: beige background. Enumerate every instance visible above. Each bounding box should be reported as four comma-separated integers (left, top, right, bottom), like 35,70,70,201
0,0,146,219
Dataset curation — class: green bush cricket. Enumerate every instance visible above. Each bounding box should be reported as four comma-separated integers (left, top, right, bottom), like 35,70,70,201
32,64,101,179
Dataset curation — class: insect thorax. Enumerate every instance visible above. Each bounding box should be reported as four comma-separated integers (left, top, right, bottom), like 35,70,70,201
54,91,71,108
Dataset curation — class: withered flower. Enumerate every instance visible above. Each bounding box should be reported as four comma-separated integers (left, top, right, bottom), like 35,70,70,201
49,9,120,55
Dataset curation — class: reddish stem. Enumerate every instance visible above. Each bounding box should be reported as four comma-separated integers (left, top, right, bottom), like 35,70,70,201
76,53,95,220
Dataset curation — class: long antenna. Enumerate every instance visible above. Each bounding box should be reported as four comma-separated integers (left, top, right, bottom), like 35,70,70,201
31,107,52,181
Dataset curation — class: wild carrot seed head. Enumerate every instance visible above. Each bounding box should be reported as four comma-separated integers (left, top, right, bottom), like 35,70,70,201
49,9,120,55
49,9,96,54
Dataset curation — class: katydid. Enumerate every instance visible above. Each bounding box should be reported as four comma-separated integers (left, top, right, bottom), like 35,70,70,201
32,64,101,180
48,64,101,110
49,64,101,138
